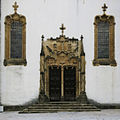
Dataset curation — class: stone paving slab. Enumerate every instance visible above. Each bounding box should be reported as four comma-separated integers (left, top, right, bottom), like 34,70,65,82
0,109,120,120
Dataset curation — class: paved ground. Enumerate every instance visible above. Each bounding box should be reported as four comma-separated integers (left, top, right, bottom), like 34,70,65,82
0,109,120,120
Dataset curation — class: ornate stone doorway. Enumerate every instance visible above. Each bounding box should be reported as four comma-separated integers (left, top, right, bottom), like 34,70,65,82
39,24,87,103
20,25,100,113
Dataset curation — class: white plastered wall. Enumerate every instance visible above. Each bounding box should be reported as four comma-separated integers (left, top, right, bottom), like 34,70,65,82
0,0,120,105
0,0,1,104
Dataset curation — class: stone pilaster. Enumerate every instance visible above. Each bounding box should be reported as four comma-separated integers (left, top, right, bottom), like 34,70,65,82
77,36,88,104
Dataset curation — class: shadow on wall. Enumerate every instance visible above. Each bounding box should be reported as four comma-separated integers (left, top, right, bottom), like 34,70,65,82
88,98,120,109
4,97,39,111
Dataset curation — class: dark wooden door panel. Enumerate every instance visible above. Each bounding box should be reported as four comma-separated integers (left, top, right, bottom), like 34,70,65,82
64,67,76,101
49,66,61,101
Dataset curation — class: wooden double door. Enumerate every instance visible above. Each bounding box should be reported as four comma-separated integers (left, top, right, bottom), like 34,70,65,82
49,66,76,101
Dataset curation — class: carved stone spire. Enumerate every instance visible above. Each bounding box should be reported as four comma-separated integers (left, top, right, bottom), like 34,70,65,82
40,35,45,56
80,35,85,56
102,3,108,15
13,2,19,13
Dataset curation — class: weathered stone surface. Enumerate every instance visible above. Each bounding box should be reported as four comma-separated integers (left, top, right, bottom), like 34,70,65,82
19,101,100,113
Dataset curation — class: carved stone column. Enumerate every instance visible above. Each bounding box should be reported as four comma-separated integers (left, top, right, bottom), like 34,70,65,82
39,35,49,103
61,66,64,100
80,55,86,92
40,57,45,93
78,59,81,95
77,55,88,104
77,36,88,104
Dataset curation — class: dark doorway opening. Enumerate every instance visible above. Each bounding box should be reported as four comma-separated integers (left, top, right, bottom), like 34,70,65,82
49,66,61,101
64,66,76,101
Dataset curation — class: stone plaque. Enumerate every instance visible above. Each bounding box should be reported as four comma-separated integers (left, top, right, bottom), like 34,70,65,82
10,21,22,58
98,21,109,58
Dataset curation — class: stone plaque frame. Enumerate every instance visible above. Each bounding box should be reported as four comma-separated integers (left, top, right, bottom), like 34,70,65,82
4,3,27,66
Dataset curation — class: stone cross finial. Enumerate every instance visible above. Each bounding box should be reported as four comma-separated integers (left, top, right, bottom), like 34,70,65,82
60,24,66,36
102,3,108,14
13,2,19,13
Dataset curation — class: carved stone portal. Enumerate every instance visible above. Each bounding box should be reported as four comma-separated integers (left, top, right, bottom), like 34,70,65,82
39,24,88,103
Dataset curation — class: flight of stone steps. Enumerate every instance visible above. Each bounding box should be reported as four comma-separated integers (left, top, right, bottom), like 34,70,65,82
19,102,100,113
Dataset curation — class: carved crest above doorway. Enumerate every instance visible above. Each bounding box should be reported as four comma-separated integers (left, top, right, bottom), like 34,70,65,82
39,24,87,103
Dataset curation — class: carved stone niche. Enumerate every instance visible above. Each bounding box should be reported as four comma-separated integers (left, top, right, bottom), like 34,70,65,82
39,24,88,103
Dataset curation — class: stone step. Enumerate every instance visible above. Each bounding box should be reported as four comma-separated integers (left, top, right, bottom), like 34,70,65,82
28,106,98,109
27,106,99,110
19,108,100,113
31,103,94,106
49,101,81,104
19,102,100,113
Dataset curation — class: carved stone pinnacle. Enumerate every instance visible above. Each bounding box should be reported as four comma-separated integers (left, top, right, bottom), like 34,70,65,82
41,35,44,41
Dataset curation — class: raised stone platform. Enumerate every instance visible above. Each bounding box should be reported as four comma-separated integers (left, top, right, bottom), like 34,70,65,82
19,102,100,113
